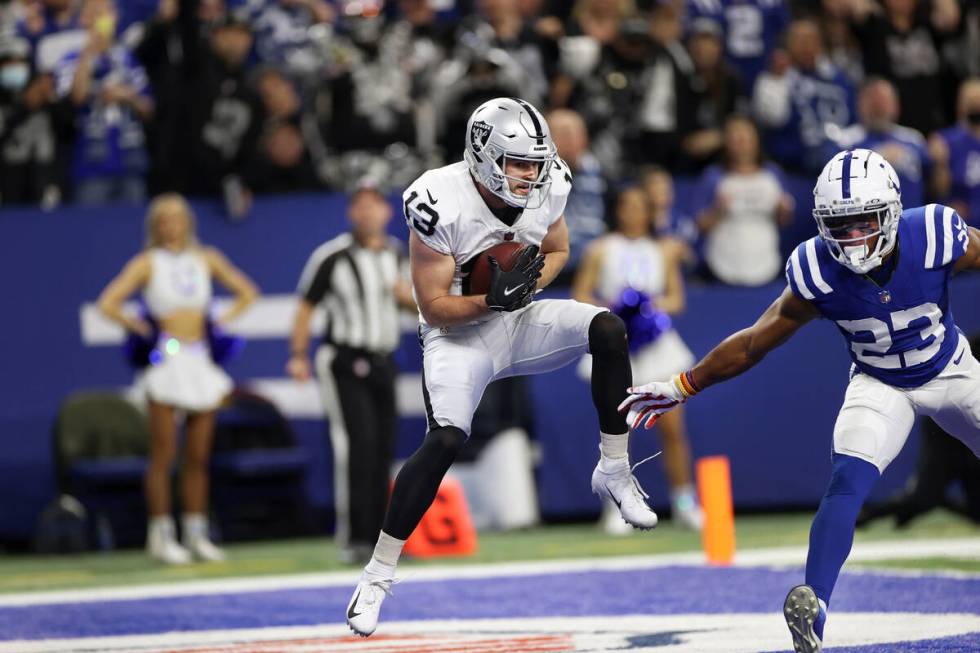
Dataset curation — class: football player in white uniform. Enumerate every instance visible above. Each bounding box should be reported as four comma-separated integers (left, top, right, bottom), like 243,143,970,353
345,97,659,637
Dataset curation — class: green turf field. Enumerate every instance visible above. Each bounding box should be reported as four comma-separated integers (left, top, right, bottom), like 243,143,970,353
0,510,975,594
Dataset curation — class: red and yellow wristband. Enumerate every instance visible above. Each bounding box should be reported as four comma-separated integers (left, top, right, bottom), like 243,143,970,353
672,369,701,399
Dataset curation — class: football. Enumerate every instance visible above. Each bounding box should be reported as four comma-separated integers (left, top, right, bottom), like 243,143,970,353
467,241,527,296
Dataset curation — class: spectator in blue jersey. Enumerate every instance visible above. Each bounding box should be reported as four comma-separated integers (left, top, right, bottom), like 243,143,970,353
846,0,960,136
930,77,980,224
685,0,790,92
831,77,931,208
696,114,794,286
752,18,856,174
55,0,154,204
547,108,609,285
622,147,980,653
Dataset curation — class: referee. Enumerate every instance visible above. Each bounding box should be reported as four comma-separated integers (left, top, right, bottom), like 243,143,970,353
287,186,415,564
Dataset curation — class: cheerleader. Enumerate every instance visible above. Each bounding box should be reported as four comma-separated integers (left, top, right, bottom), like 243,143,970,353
97,193,258,563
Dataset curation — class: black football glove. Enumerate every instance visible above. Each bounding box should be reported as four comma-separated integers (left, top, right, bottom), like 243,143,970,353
485,245,545,312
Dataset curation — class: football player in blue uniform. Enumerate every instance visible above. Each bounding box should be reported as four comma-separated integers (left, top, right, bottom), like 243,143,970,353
620,148,980,652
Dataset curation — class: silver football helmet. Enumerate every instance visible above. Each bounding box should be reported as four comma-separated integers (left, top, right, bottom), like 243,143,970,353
812,148,902,274
463,97,557,209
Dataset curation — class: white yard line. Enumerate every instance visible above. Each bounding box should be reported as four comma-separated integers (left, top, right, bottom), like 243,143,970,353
0,537,976,608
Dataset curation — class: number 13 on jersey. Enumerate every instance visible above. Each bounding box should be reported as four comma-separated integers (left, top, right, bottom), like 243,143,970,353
405,190,440,237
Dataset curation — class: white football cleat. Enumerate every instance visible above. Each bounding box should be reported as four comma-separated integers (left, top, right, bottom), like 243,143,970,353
346,573,396,637
591,458,658,530
184,536,226,562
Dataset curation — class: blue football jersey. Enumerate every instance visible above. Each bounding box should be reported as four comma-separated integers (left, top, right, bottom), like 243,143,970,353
687,0,790,89
785,204,970,388
763,65,856,173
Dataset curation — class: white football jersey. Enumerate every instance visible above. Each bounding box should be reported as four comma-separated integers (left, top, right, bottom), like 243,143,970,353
403,159,573,313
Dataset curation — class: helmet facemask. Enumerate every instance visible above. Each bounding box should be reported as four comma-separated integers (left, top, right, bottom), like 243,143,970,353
813,201,900,274
465,145,555,209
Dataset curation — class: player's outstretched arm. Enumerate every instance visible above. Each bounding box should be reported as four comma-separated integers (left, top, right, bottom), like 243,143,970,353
620,286,819,429
953,226,980,273
537,215,570,289
409,231,490,327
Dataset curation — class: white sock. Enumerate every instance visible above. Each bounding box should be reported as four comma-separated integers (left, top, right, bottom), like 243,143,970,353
365,531,405,577
148,515,176,541
182,513,208,542
599,431,629,461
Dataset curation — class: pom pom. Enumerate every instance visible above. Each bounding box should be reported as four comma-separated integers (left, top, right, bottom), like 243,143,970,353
611,289,672,352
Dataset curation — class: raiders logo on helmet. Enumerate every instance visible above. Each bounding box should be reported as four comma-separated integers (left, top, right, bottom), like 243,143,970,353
470,120,494,154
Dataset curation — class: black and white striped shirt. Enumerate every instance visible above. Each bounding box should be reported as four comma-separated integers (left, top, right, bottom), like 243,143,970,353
298,233,406,353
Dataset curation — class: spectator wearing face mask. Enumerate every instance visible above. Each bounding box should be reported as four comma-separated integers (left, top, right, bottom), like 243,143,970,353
0,35,72,207
54,0,154,205
930,77,980,224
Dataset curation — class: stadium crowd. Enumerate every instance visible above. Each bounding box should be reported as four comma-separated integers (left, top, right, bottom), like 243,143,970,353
1,0,978,281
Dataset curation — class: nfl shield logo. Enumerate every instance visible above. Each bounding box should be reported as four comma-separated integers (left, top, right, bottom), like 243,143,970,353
879,290,892,304
470,120,493,151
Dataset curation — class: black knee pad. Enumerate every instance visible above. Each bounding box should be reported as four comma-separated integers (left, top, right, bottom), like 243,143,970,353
423,425,467,457
588,311,628,355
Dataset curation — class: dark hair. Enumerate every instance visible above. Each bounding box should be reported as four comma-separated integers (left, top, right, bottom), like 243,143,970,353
614,183,650,212
721,113,764,170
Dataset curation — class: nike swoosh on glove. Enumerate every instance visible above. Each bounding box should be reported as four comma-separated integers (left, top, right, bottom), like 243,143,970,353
618,372,699,430
486,245,545,312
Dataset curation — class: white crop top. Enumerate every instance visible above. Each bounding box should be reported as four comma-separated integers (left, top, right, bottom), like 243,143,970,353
595,234,666,304
144,248,212,318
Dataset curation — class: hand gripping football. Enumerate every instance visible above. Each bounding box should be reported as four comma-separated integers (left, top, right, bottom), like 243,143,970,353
467,241,527,296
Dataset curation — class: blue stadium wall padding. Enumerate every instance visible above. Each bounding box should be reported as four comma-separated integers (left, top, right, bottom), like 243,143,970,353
2,186,979,540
